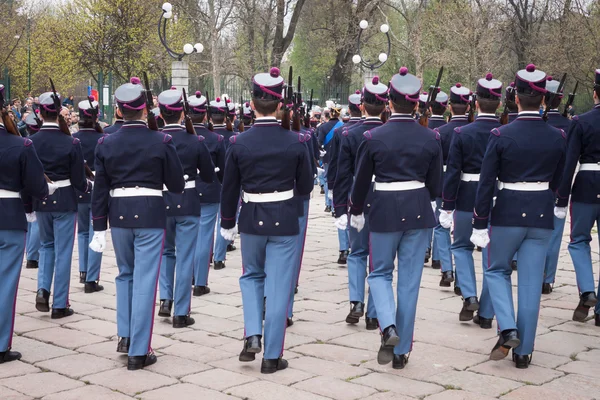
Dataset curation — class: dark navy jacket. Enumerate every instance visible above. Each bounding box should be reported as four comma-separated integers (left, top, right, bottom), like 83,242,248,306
327,117,361,188
0,126,49,231
435,115,470,165
92,121,185,230
546,110,572,131
73,128,104,204
473,112,566,230
161,125,215,217
194,124,226,204
333,117,383,218
317,118,343,164
442,115,500,212
294,127,316,217
508,113,518,124
103,120,124,134
557,105,600,207
214,125,235,150
350,115,443,232
428,115,446,130
220,117,313,236
30,123,90,213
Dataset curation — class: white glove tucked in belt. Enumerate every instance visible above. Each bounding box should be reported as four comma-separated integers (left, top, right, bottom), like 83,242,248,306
319,150,327,158
89,231,107,253
439,211,453,229
47,182,59,196
350,213,365,232
220,227,237,242
334,214,348,230
26,212,36,223
554,207,567,219
470,228,490,248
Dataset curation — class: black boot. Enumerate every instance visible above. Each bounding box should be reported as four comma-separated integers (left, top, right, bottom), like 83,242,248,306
513,352,531,369
226,243,237,252
324,205,331,213
473,313,493,329
173,315,195,328
127,352,157,371
377,325,400,365
117,337,130,353
158,300,173,317
239,335,262,362
365,317,378,331
337,250,349,265
476,246,483,252
431,260,441,270
439,271,454,287
51,307,74,319
35,289,50,312
0,350,22,364
26,260,38,269
214,261,226,270
424,248,431,264
459,297,479,322
84,281,104,293
295,285,298,294
392,354,408,369
541,283,553,295
261,357,288,374
79,271,87,284
287,317,294,327
490,329,520,361
320,186,325,195
595,313,600,327
345,302,365,324
573,292,597,322
511,260,518,271
454,283,462,296
193,286,210,296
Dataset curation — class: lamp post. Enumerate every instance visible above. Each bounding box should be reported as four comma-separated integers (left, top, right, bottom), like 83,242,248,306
158,2,204,92
352,20,391,85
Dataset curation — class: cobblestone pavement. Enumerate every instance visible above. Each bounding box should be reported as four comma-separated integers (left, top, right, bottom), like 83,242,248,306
2,193,600,400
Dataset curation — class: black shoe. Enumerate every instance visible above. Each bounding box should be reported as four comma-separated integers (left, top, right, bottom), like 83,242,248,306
79,271,87,284
490,329,520,361
320,186,325,194
263,297,266,321
173,315,195,328
378,325,400,365
511,260,518,271
476,246,483,252
287,318,294,327
439,271,454,287
295,285,298,294
337,250,349,265
345,302,365,324
324,206,332,213
84,281,104,293
239,335,262,362
261,357,288,374
431,260,441,270
227,243,237,252
365,317,378,331
35,289,50,312
0,350,22,364
392,354,408,369
26,260,38,269
541,283,552,295
513,353,531,369
214,261,226,270
454,284,462,296
424,248,431,264
51,307,74,319
595,313,600,327
459,297,479,321
117,337,130,353
193,286,210,297
473,313,493,329
158,299,173,317
573,292,598,322
127,352,157,370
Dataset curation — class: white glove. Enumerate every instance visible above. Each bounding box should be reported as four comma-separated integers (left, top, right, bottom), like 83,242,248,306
334,214,348,230
554,206,567,219
87,179,94,189
350,213,365,232
328,190,333,201
26,212,36,223
319,150,327,158
492,196,497,208
183,174,189,181
470,228,490,248
89,231,107,253
220,227,236,241
439,211,453,229
47,182,59,196
431,201,437,213
317,167,325,178
214,167,220,173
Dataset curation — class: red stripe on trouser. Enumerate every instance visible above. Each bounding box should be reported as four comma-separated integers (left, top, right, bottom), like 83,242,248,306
67,212,77,307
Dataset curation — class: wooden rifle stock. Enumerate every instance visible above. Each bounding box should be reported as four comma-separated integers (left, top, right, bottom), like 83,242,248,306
223,96,233,132
142,73,159,131
181,89,196,135
562,81,578,118
238,96,245,132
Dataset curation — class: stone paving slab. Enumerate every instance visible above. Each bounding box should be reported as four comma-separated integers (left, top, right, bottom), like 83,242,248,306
41,385,135,400
0,372,84,398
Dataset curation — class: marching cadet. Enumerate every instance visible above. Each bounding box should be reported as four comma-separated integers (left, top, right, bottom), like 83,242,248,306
471,64,566,368
32,91,91,319
103,106,124,134
555,69,600,326
350,67,442,369
90,77,185,370
24,112,42,270
155,88,214,326
440,73,503,327
333,81,387,330
73,99,104,293
541,77,571,295
220,67,312,374
192,93,226,297
241,102,254,127
433,83,472,292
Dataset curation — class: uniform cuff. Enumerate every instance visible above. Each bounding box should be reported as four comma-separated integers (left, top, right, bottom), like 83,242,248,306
334,205,347,218
441,199,456,211
556,196,569,208
221,216,236,230
92,217,108,231
472,215,489,230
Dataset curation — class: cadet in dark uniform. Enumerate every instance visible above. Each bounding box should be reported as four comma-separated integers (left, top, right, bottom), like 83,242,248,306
242,102,254,127
471,64,566,368
220,67,313,374
351,67,442,369
156,88,214,326
103,106,124,134
32,92,91,319
73,99,104,293
440,73,503,327
24,112,43,270
90,77,185,370
555,69,600,326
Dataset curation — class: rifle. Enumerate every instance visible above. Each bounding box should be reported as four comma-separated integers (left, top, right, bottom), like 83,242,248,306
142,72,159,131
281,66,293,130
304,89,313,128
293,76,302,132
206,94,214,131
500,82,515,125
0,85,19,137
238,96,245,132
49,78,71,136
419,66,444,127
87,96,104,134
223,96,233,132
181,88,196,135
562,81,579,118
468,93,477,123
543,73,567,121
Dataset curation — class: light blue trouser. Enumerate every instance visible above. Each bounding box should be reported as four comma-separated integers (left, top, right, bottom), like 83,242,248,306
194,203,219,287
544,216,566,284
323,164,331,207
160,215,199,316
288,200,310,318
347,219,376,318
425,228,433,253
452,211,493,318
433,198,452,272
568,202,600,313
214,211,232,262
0,231,25,352
37,212,77,309
240,233,297,359
486,226,551,355
26,221,40,261
368,229,429,355
112,227,164,357
338,225,350,252
77,203,103,282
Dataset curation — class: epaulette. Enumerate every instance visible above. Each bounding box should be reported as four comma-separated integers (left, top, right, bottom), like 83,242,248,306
297,132,307,143
304,132,312,140
198,135,206,142
560,129,566,139
217,134,224,142
454,127,462,134
435,130,441,141
342,128,349,137
98,135,106,144
229,135,236,145
72,137,81,145
163,134,172,143
363,130,372,140
491,128,501,137
573,115,579,121
24,138,33,147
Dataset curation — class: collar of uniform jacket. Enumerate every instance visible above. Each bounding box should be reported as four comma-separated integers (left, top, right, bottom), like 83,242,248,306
162,124,184,131
349,117,361,121
517,111,542,120
389,113,415,121
42,122,60,128
450,115,468,121
121,120,148,128
253,117,279,126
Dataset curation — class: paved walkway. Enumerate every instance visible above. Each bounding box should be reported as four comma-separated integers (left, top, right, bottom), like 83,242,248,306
2,193,600,400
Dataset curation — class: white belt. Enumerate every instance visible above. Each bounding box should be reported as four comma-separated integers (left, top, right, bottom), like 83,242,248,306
184,181,196,189
242,189,294,203
498,181,549,191
0,189,20,199
579,164,600,172
443,165,447,172
374,181,425,191
54,179,71,188
371,175,376,182
461,173,480,182
110,187,163,197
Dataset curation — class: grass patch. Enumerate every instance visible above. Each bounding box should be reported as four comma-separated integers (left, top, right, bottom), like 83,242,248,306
443,384,462,390
570,353,578,361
